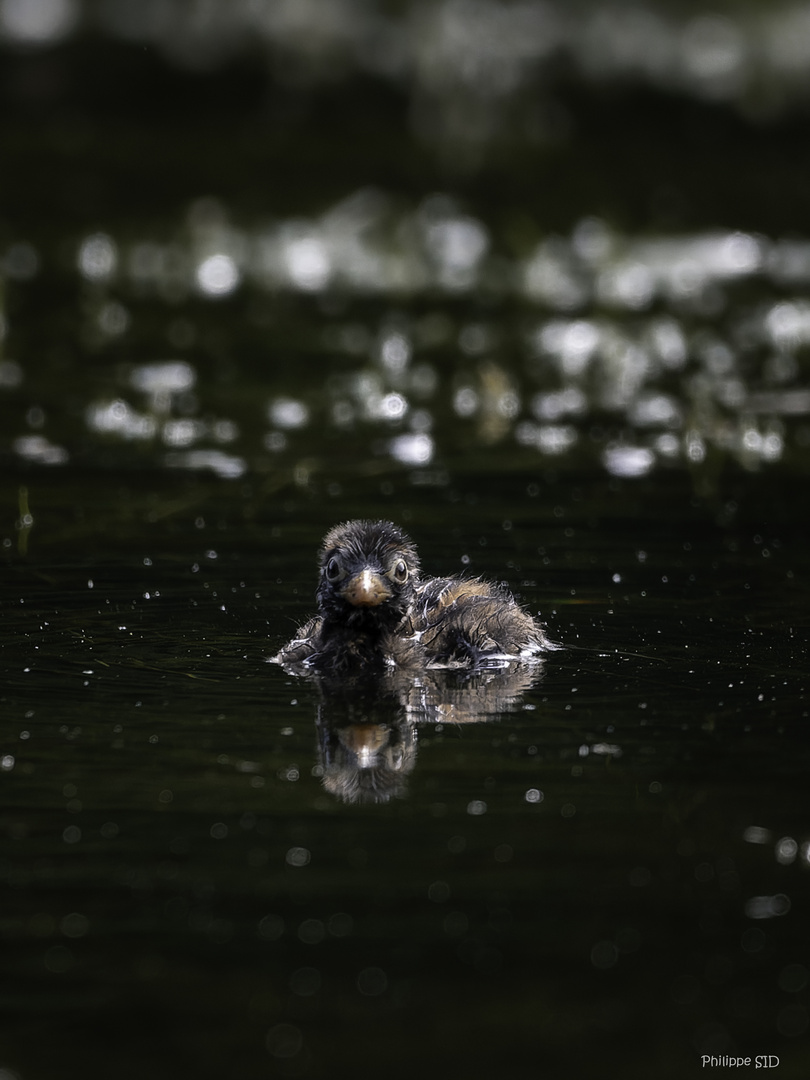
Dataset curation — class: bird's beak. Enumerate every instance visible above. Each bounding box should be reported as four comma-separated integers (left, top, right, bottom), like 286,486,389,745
338,723,391,767
340,568,392,607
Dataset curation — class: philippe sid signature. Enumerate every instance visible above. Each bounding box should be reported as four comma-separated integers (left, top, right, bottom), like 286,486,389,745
701,1057,779,1069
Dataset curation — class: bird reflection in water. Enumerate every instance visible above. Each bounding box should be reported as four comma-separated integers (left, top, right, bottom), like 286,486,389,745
272,520,553,803
312,662,544,803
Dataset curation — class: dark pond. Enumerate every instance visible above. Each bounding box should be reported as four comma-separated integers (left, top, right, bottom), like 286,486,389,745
2,3,810,1079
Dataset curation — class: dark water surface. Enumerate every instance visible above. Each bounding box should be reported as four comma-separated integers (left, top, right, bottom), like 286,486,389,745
2,469,808,1079
3,2,810,1078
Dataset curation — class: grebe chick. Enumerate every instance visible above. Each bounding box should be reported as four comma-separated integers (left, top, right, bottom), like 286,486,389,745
272,519,551,672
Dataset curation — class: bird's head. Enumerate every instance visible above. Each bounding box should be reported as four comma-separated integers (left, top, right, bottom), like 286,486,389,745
316,519,420,631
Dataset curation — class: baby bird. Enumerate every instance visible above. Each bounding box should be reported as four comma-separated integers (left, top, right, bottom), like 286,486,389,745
273,519,551,673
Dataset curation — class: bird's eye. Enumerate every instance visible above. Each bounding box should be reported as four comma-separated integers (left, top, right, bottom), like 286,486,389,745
392,559,409,583
326,557,342,582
